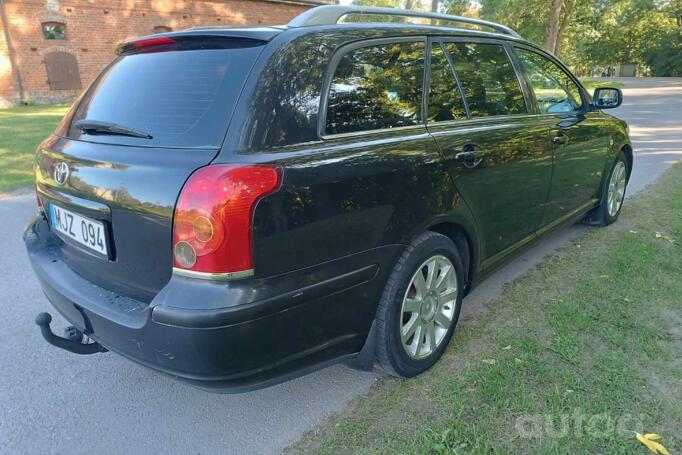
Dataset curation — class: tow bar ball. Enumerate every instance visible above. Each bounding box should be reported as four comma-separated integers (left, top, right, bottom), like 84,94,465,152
35,312,108,355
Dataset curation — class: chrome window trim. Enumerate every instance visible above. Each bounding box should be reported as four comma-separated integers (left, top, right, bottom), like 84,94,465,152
425,113,546,128
320,123,428,141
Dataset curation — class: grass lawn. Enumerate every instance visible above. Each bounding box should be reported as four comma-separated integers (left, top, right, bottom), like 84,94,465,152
0,105,70,193
580,79,626,90
290,162,682,454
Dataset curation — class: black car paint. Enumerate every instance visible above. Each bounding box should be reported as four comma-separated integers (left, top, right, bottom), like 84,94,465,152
35,136,218,301
26,23,631,392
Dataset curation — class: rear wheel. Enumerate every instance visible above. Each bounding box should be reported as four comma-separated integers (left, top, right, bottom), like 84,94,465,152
375,232,464,377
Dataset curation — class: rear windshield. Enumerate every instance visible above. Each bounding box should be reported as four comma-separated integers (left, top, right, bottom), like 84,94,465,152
66,44,263,149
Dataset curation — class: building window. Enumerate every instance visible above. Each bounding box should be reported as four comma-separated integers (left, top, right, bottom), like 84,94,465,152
153,26,172,34
42,22,66,40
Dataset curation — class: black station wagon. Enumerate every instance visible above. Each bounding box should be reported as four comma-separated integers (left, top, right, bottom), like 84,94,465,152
26,5,632,392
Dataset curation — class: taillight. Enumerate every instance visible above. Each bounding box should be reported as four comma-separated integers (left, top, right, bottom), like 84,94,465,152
131,36,177,53
172,164,282,279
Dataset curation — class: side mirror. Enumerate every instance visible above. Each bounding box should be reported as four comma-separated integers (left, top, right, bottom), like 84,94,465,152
593,87,623,109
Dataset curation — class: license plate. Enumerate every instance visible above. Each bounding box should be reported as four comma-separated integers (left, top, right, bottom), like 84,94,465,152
50,204,108,257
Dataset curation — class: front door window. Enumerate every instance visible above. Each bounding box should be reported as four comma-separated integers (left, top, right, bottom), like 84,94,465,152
515,48,583,113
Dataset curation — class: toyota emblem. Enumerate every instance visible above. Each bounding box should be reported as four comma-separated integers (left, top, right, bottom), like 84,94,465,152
54,162,70,186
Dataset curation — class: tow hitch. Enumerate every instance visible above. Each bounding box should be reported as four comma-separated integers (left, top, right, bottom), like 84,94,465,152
35,312,108,355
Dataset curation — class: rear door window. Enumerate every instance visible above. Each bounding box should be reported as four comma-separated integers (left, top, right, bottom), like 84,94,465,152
443,42,526,117
67,43,264,149
514,47,583,113
427,42,467,122
325,40,425,135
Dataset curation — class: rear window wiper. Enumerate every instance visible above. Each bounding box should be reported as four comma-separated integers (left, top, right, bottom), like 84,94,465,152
74,120,153,139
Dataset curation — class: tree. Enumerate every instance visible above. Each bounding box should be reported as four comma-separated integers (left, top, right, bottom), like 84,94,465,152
643,28,682,75
438,0,473,14
353,0,682,76
480,0,549,45
546,0,564,53
571,0,678,73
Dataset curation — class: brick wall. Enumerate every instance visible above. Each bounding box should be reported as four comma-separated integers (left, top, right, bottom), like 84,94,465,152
0,0,329,107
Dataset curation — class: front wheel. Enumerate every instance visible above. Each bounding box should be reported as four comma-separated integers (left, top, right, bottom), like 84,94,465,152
375,232,464,377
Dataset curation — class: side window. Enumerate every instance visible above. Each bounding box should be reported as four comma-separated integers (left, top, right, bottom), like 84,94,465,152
325,41,424,135
428,43,467,122
515,48,583,113
443,42,526,117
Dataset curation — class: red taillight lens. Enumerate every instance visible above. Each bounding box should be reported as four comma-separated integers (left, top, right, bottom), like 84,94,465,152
131,36,177,52
172,164,282,277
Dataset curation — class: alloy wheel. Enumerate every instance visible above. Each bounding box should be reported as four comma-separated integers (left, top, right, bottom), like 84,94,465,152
399,255,458,359
607,161,627,217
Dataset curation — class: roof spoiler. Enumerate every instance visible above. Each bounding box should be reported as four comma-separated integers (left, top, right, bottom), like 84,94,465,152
115,28,280,55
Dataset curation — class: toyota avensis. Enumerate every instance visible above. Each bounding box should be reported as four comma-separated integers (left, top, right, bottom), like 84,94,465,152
26,5,632,392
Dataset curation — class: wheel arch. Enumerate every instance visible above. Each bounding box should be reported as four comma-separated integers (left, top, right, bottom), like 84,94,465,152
621,143,633,181
425,222,476,292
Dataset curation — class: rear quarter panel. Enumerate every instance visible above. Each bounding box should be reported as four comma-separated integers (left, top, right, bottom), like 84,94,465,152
247,129,478,278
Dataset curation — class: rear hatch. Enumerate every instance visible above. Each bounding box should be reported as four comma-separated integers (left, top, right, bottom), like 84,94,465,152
35,34,267,302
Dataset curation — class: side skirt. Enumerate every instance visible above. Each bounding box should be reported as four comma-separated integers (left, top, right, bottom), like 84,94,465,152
479,198,599,277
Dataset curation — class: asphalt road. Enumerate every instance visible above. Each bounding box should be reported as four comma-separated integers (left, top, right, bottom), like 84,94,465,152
1,78,680,454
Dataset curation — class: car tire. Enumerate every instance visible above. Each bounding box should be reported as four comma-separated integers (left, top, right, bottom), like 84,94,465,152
375,231,465,378
588,151,630,226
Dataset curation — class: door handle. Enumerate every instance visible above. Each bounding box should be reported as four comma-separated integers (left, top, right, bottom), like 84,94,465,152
453,144,486,168
552,133,569,145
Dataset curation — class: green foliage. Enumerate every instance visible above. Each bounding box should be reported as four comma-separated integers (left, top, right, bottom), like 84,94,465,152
354,0,682,76
0,105,70,193
441,0,474,15
578,1,674,64
479,0,681,75
642,27,682,76
480,0,551,46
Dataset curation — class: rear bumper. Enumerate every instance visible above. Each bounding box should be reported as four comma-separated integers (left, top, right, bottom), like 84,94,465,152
24,213,392,392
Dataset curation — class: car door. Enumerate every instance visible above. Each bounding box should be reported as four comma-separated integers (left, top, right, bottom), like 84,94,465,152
425,38,554,268
511,45,610,226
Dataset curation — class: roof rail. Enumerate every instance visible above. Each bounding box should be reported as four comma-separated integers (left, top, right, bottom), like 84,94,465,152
287,5,522,39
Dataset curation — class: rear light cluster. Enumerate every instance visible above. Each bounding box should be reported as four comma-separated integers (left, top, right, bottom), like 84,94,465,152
132,36,177,52
115,36,178,55
172,164,282,279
